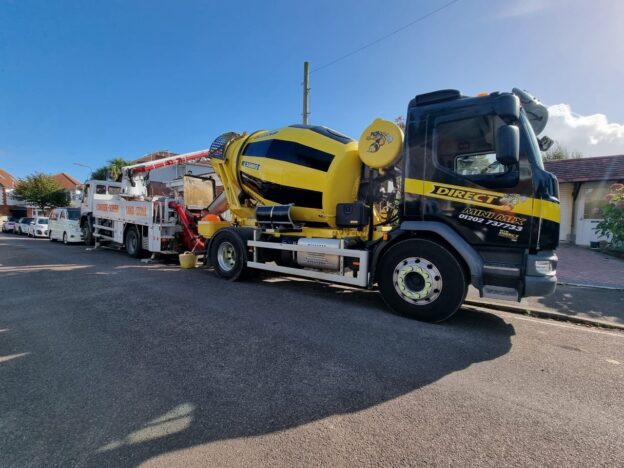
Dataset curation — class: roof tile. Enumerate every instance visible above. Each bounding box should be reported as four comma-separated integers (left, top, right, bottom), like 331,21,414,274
544,155,624,183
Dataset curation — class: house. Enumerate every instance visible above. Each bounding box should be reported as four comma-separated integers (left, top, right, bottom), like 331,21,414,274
0,169,83,218
0,168,18,218
545,155,624,246
51,172,83,208
130,150,218,194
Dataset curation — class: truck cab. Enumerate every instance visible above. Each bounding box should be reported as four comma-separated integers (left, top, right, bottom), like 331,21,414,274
401,89,558,301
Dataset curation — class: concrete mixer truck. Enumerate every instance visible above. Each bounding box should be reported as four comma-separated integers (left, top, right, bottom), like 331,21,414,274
199,88,560,322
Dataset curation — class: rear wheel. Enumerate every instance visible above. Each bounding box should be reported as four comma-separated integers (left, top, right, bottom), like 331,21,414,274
378,239,467,323
125,226,142,258
210,230,249,281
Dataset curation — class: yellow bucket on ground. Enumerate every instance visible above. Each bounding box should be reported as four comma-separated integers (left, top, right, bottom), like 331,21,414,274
179,251,197,269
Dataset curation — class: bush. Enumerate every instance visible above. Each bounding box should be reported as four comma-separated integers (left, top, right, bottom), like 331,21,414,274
595,183,624,250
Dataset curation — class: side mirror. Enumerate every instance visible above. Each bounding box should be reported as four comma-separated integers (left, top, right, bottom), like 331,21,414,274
496,125,519,166
539,135,554,151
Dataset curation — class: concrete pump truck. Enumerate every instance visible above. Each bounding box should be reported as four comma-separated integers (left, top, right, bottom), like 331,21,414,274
199,88,560,322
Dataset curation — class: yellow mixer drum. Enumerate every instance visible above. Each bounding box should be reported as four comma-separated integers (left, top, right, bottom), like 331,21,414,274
358,118,404,169
234,125,362,228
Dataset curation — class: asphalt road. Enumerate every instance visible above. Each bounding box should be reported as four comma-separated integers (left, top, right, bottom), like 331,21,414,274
1,232,623,467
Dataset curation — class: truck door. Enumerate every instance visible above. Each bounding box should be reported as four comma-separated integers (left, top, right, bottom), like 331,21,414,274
406,110,535,248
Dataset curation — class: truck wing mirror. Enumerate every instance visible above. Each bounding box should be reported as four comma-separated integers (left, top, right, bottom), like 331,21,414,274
539,135,554,151
496,125,519,166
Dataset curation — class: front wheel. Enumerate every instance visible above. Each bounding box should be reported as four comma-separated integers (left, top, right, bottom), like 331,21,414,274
82,222,94,246
209,230,248,281
49,231,56,242
378,239,467,323
63,232,69,245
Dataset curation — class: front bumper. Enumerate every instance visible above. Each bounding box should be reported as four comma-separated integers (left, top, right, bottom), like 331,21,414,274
524,250,558,297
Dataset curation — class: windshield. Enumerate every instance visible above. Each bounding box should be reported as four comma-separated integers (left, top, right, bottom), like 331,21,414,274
37,218,49,224
67,209,81,220
520,110,544,170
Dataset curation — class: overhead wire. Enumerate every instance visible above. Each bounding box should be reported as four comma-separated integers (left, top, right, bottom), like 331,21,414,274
310,0,464,74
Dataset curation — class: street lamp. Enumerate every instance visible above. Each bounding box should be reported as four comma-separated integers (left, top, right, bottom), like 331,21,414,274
73,162,93,178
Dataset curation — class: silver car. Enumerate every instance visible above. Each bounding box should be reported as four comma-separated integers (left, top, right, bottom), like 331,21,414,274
1,217,17,233
28,217,49,238
15,217,34,235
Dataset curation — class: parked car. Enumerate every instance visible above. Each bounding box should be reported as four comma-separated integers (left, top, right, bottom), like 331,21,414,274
28,217,49,238
1,217,17,233
15,217,34,235
49,208,83,244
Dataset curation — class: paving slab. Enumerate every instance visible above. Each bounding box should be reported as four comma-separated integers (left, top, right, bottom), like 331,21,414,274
468,284,624,328
556,243,624,289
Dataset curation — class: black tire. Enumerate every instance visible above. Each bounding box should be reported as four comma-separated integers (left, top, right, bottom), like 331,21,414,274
124,226,142,258
209,229,249,281
82,222,94,246
378,239,467,323
63,232,69,245
49,231,56,242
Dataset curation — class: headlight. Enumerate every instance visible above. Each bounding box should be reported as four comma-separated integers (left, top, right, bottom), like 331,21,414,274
534,260,554,275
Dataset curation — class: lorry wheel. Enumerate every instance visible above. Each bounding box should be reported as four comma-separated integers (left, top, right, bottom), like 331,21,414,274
49,231,56,242
210,230,248,281
125,227,142,258
63,232,69,245
378,239,466,323
82,222,94,246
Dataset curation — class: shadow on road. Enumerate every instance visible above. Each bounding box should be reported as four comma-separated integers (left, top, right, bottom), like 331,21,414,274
0,239,516,467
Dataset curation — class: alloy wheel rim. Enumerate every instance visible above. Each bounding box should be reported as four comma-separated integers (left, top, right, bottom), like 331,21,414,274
392,257,443,305
217,241,237,272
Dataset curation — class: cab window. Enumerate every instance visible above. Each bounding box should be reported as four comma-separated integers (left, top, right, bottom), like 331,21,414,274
434,115,505,174
96,185,107,195
433,114,518,188
108,186,121,195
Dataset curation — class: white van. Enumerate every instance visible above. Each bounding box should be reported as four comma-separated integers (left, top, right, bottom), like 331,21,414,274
49,208,83,244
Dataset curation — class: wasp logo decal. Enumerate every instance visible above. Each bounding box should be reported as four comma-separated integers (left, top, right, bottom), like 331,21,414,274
498,194,526,210
366,131,393,153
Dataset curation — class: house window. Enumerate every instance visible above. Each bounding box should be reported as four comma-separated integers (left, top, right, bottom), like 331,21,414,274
583,187,609,219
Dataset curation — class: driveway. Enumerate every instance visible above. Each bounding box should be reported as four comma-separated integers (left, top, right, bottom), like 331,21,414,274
556,243,624,289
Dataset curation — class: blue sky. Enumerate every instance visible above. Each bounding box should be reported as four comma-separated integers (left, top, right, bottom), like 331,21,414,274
1,0,623,179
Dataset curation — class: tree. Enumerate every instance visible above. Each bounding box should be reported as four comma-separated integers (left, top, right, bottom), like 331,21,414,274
90,157,133,181
543,143,582,161
595,183,624,250
12,173,69,213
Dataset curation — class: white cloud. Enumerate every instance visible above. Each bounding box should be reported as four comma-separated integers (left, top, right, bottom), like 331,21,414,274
544,104,624,157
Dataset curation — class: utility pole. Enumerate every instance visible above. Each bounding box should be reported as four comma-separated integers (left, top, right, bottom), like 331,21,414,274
302,61,310,125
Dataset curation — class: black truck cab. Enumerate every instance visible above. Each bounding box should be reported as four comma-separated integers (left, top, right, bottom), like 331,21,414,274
401,89,559,301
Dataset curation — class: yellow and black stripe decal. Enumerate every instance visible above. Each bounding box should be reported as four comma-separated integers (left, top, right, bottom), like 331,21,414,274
404,178,560,224
241,172,323,209
243,139,334,172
